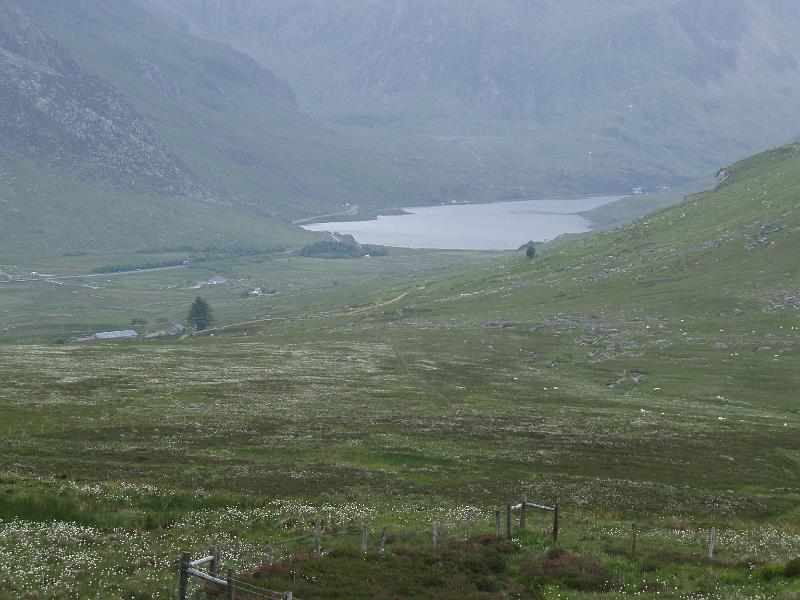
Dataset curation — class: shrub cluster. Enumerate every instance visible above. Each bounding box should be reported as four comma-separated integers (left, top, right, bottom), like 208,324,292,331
758,557,800,581
299,235,388,259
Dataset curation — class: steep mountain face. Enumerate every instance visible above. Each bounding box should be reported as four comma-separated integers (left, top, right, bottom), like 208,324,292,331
0,0,194,194
0,0,345,255
17,0,314,209
6,0,800,255
4,0,529,254
144,0,800,186
143,0,800,118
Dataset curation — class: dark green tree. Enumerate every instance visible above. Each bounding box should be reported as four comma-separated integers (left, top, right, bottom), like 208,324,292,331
526,245,536,259
188,297,214,331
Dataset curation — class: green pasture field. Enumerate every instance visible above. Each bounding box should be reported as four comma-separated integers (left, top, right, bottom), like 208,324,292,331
0,248,500,343
1,146,800,598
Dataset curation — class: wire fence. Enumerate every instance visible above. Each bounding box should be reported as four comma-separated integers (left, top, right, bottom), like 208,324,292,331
178,510,514,599
176,497,784,599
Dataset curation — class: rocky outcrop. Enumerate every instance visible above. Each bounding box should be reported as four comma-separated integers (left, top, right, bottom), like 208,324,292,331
0,0,197,194
141,0,800,193
145,0,800,121
716,168,733,187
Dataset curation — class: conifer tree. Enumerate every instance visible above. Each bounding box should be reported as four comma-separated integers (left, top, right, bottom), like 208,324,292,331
188,297,213,331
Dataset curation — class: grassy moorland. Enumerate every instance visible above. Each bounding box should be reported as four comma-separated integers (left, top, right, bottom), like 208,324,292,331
1,146,800,598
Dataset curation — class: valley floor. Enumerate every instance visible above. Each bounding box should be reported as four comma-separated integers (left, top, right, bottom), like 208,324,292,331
1,251,799,598
2,147,800,597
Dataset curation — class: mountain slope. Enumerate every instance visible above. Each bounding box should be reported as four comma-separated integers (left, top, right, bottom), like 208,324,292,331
4,0,554,256
145,0,800,190
0,0,195,195
359,142,800,417
0,0,316,255
407,141,799,322
21,0,402,218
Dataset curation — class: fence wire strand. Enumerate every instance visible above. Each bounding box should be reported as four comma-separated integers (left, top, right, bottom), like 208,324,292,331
233,579,287,599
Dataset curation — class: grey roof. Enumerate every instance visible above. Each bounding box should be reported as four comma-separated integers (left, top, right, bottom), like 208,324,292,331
165,323,186,336
94,330,138,339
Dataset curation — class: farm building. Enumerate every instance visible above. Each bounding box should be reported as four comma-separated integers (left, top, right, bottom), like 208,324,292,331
144,323,186,339
165,323,186,336
93,330,138,340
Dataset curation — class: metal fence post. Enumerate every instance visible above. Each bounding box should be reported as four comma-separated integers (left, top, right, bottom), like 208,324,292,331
315,524,322,557
495,509,500,538
380,526,387,553
432,522,438,549
361,522,368,554
520,494,527,530
268,538,274,566
466,510,473,541
631,523,637,555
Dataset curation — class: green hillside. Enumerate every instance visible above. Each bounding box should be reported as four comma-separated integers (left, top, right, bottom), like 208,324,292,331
1,146,798,597
418,143,800,333
0,150,318,257
366,143,800,420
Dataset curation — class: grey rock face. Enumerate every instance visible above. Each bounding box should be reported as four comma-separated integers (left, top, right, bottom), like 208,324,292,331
142,0,800,192
146,0,800,120
716,168,733,186
0,0,196,194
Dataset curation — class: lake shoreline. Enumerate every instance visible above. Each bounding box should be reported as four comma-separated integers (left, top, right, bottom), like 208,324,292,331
302,195,628,251
296,193,632,228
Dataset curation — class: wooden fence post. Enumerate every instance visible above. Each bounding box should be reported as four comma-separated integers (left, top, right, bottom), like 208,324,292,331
379,526,387,553
432,522,438,549
631,523,637,555
466,510,473,541
520,494,528,530
315,524,321,557
210,545,220,578
495,510,500,538
708,527,717,559
552,505,559,543
177,552,190,600
506,502,513,540
226,569,236,600
361,522,368,554
268,538,274,566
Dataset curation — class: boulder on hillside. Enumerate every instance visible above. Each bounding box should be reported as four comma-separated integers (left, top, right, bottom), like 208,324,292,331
716,167,733,186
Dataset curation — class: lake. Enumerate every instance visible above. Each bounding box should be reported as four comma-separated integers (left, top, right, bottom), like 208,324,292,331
302,195,625,250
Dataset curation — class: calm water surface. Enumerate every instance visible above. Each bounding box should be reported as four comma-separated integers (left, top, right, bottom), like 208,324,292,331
302,196,624,250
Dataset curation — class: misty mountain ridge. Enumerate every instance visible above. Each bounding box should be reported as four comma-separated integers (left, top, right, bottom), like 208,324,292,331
146,0,800,119
146,0,800,182
4,0,800,254
2,0,521,253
